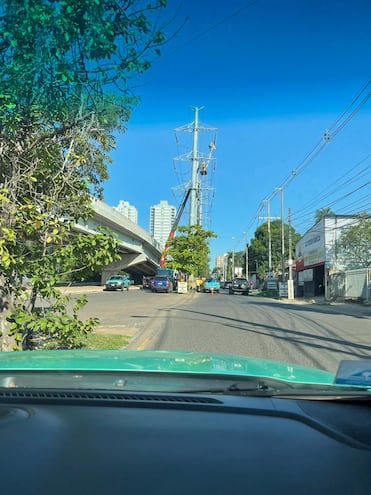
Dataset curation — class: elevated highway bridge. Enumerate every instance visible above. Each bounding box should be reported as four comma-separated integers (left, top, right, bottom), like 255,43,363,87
75,199,162,283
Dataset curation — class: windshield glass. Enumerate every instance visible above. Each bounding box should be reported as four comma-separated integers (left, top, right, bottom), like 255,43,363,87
0,0,370,393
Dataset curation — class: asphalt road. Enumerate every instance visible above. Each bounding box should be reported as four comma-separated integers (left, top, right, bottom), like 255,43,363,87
76,287,371,373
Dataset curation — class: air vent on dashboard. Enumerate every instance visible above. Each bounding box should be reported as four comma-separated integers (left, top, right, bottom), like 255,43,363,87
0,389,222,405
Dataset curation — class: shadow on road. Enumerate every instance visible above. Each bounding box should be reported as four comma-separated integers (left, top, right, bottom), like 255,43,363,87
166,306,371,362
247,298,370,319
216,291,370,319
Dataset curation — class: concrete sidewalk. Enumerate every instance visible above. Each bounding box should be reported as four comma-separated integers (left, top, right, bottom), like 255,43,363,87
280,295,370,318
57,284,141,293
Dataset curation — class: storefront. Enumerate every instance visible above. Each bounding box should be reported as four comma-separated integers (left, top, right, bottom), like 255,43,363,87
295,215,362,299
296,228,326,298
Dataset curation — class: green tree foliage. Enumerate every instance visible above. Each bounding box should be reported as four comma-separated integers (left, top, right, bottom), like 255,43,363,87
165,225,217,277
0,0,172,351
249,220,301,278
314,207,335,223
223,251,246,279
336,216,371,269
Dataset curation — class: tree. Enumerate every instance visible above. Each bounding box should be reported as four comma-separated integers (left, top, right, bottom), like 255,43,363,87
249,220,301,278
0,0,173,351
165,225,217,277
314,207,335,223
223,250,245,279
336,216,371,269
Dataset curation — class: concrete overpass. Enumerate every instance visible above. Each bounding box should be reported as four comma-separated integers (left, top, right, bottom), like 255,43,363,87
75,199,162,283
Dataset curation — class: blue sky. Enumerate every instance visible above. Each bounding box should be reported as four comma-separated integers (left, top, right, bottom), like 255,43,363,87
104,0,371,264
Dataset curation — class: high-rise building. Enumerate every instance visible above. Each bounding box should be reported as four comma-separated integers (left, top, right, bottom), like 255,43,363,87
150,200,176,248
114,200,138,224
215,255,226,269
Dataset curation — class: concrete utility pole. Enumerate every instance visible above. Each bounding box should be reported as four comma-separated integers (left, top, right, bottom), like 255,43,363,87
288,208,294,299
189,106,201,226
173,107,217,229
244,232,249,279
279,187,285,281
265,199,272,272
259,200,279,275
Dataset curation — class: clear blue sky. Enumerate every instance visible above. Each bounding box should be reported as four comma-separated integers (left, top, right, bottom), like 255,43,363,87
103,0,371,264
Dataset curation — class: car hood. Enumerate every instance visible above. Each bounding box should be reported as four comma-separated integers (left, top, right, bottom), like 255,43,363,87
0,349,334,385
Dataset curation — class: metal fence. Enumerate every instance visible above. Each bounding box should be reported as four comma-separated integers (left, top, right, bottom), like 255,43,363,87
328,268,371,302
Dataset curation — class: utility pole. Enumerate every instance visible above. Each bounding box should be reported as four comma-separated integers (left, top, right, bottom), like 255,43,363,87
189,106,201,226
279,187,285,282
288,208,294,299
173,107,217,229
244,232,249,279
259,200,279,276
268,201,272,272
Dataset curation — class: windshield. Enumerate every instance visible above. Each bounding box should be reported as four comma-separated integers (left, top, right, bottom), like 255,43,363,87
0,0,370,394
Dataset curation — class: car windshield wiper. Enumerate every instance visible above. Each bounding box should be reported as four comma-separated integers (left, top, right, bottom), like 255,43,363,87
173,379,289,396
173,380,371,398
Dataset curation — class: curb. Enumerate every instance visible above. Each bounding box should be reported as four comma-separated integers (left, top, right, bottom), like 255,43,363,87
58,285,141,294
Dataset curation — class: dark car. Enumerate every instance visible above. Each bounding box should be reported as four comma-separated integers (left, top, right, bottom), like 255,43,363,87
142,277,153,290
229,278,250,295
151,276,173,293
220,280,232,290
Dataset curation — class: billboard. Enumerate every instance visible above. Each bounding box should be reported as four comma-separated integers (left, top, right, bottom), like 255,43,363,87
296,220,325,269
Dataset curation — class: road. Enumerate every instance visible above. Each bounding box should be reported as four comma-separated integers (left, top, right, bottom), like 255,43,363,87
76,288,371,373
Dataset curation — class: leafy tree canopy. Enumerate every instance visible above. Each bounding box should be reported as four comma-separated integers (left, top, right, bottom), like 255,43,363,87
165,225,217,277
0,0,175,351
337,215,371,269
314,207,335,223
249,220,301,278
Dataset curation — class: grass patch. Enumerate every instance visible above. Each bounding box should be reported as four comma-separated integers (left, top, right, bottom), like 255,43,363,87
82,333,129,350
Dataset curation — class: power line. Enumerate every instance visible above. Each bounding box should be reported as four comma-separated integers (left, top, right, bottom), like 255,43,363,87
270,80,370,196
290,155,371,222
249,80,371,232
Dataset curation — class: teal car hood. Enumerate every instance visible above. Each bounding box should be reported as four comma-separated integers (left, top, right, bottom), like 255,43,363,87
0,349,334,385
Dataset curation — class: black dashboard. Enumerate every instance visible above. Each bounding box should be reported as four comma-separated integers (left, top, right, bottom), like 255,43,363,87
1,389,371,494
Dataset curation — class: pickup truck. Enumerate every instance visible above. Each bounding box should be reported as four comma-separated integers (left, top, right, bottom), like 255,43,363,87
229,278,250,295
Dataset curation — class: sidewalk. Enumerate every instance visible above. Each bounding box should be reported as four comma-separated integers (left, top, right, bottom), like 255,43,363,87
280,295,371,318
57,284,141,293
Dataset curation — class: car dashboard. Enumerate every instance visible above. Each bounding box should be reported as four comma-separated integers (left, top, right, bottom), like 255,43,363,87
1,387,371,494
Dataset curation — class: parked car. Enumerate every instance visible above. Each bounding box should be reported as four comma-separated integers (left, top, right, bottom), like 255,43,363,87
104,274,131,291
142,277,153,290
229,278,250,295
199,277,220,293
151,276,173,293
220,280,232,290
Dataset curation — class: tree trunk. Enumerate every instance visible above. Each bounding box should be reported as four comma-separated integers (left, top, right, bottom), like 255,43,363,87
0,276,16,352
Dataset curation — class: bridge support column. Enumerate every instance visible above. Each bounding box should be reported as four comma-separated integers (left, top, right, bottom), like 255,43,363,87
101,252,157,285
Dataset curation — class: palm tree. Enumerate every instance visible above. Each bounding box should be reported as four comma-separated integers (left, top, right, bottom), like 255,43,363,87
314,207,334,223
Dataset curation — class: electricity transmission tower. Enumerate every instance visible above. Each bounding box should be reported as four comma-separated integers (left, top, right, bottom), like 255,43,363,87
173,106,217,228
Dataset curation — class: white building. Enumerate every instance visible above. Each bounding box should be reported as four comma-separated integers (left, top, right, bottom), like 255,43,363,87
150,200,176,248
215,255,226,269
295,215,364,298
114,200,138,224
